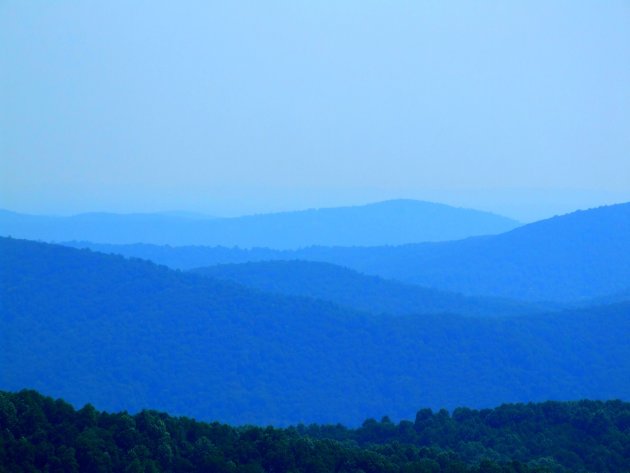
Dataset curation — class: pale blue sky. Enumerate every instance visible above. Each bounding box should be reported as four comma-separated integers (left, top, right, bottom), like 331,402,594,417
1,1,629,221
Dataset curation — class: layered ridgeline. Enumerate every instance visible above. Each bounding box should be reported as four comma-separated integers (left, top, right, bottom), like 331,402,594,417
68,202,630,302
0,200,520,248
3,390,629,473
191,261,545,317
2,237,629,426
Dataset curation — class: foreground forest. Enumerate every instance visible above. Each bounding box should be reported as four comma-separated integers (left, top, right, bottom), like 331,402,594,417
2,390,629,473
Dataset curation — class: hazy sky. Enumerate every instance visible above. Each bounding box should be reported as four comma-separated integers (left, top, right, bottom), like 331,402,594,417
1,1,629,221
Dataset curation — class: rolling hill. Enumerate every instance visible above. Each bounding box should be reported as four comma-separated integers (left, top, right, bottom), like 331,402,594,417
191,260,545,317
2,237,629,426
0,200,520,248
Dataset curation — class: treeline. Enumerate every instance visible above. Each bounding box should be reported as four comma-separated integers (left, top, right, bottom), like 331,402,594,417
298,400,630,472
1,391,629,473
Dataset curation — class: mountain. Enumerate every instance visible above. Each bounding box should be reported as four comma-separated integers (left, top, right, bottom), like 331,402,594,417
2,237,629,426
191,260,545,317
276,202,630,302
69,202,630,302
0,200,520,248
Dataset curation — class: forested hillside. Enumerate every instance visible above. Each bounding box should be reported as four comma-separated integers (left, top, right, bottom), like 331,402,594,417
2,237,629,426
192,260,543,317
2,390,628,473
68,203,630,302
0,200,519,248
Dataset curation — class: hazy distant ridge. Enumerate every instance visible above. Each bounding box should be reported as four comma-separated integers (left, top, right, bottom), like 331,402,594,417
0,200,519,248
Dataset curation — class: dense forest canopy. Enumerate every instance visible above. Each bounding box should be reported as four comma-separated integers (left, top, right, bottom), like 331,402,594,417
1,390,628,473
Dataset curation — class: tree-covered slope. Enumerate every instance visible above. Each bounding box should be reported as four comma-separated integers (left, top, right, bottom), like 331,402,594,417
0,199,520,248
2,237,630,426
68,202,630,302
192,260,543,317
3,390,629,473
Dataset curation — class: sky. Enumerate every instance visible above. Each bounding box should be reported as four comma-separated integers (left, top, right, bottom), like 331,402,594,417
1,1,629,222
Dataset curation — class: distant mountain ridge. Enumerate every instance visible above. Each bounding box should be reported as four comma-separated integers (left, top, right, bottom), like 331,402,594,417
0,200,520,248
2,237,629,426
66,202,630,302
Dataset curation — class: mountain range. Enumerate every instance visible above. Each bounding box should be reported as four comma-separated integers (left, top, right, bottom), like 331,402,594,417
2,236,629,426
66,202,630,302
0,200,520,248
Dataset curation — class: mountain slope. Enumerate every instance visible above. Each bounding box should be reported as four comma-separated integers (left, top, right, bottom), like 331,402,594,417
0,200,520,248
69,202,630,302
2,237,629,426
192,260,544,317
